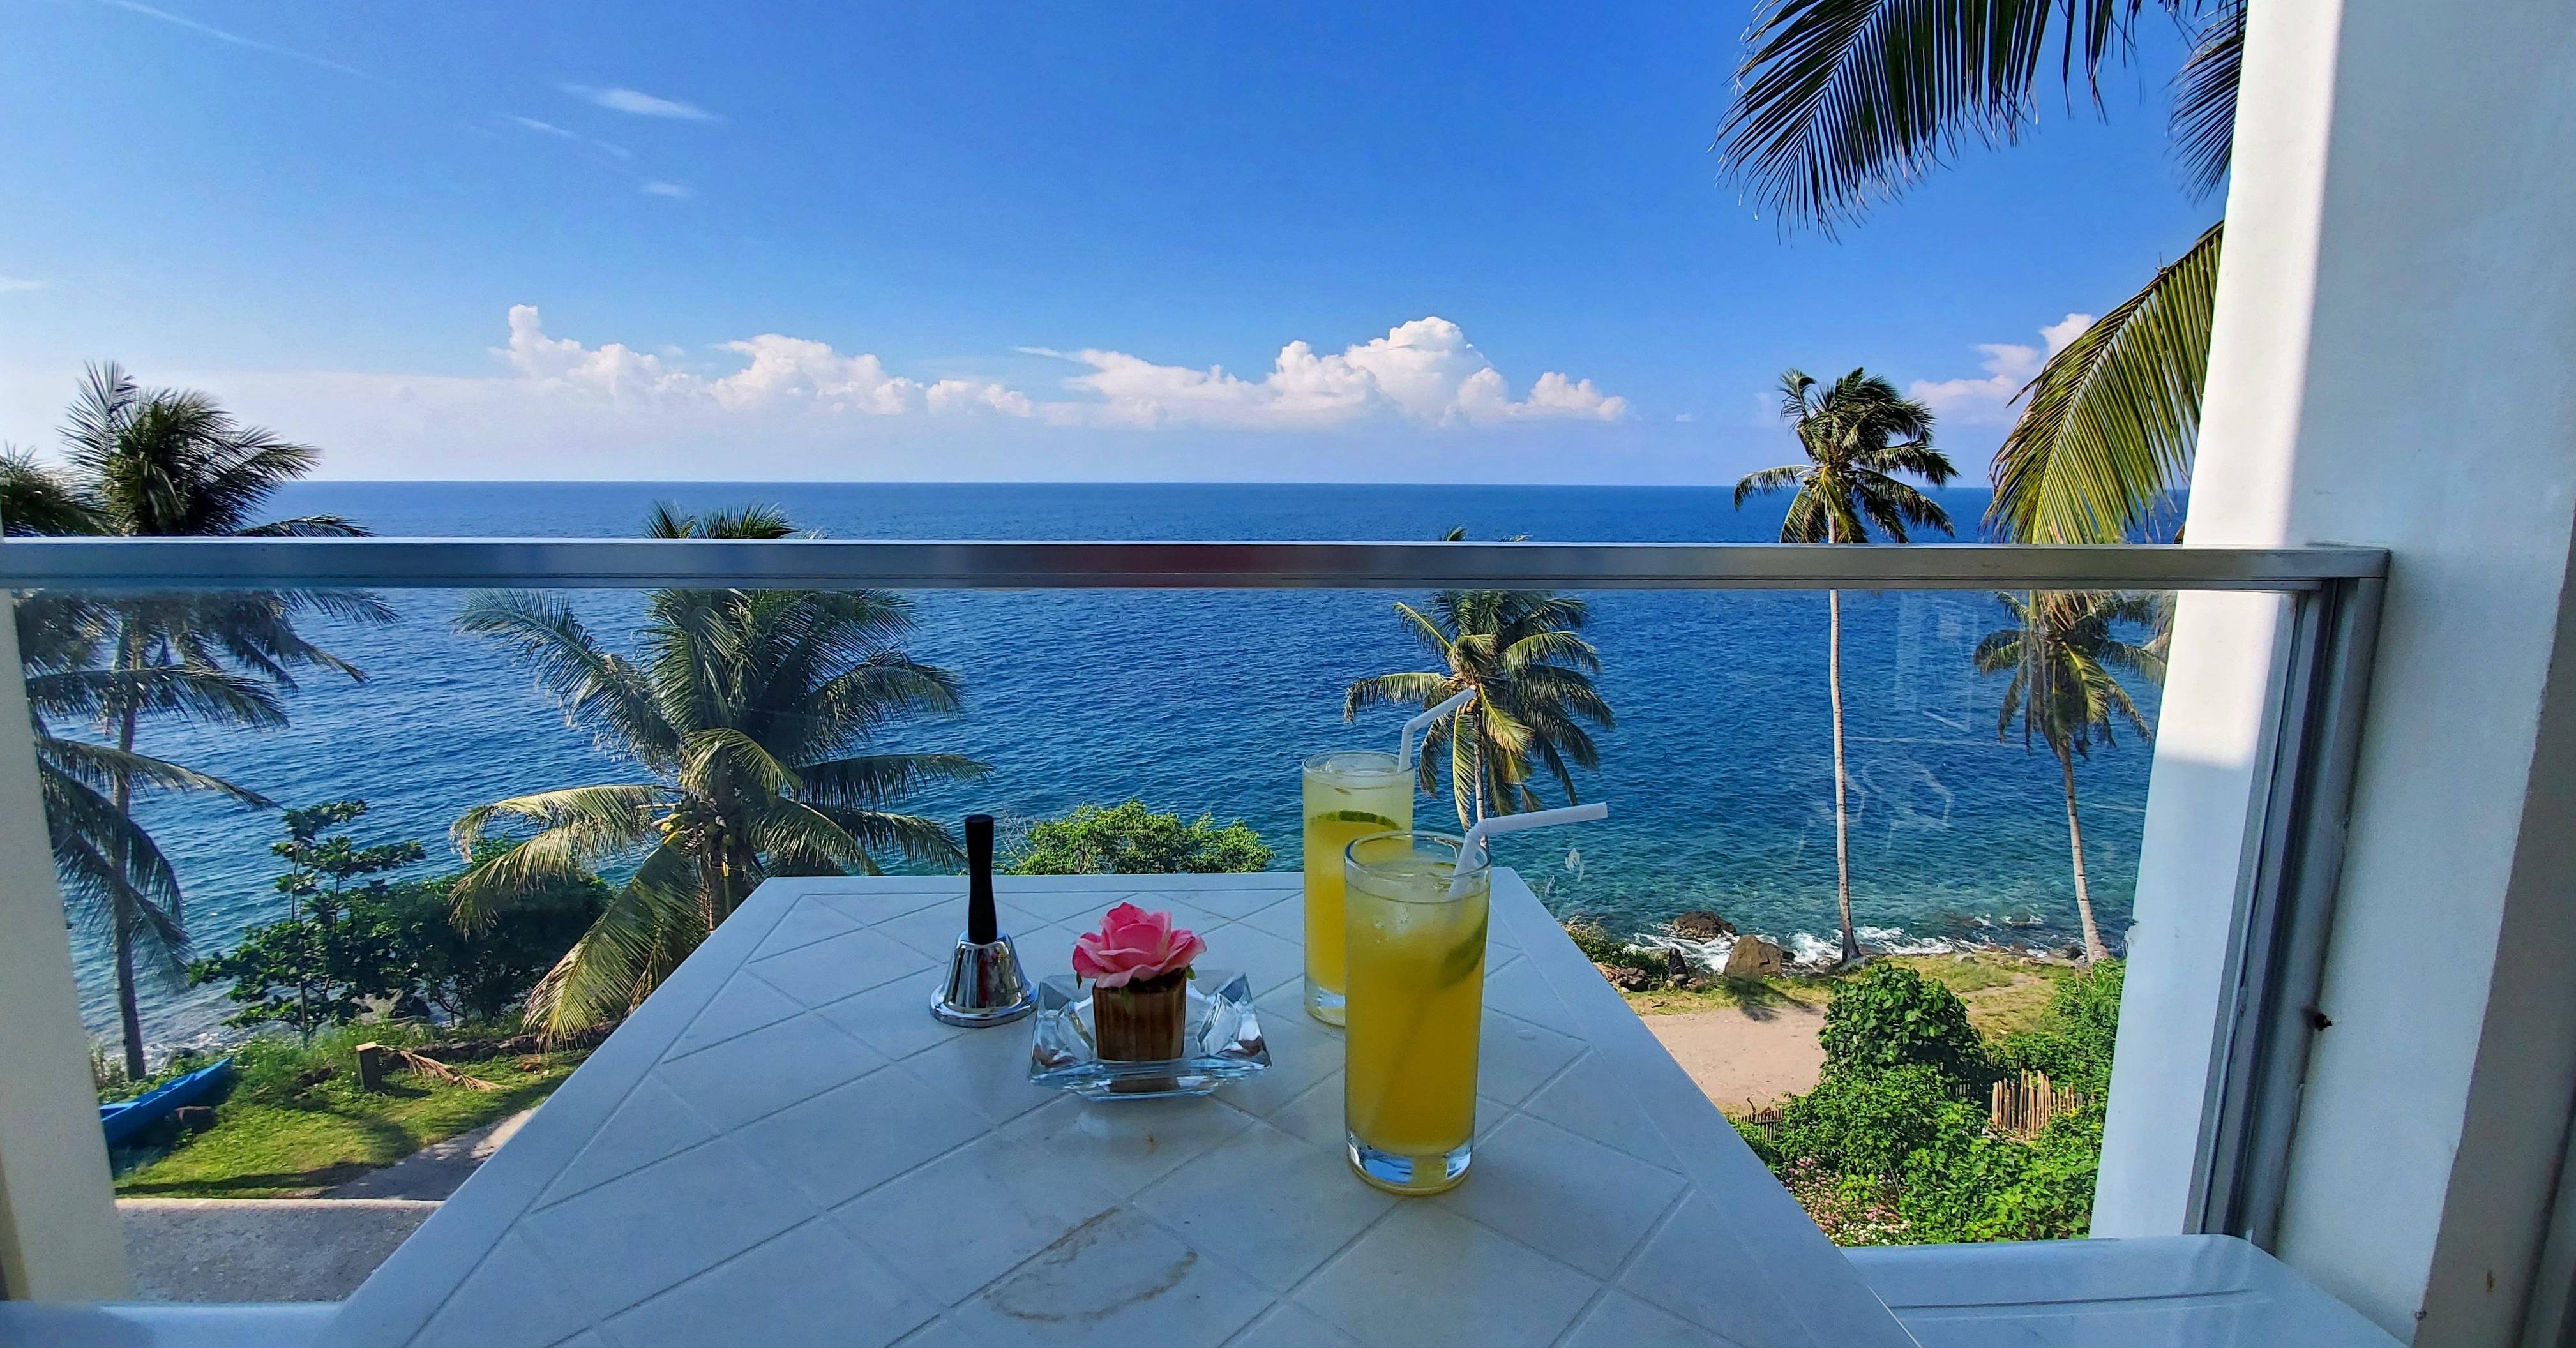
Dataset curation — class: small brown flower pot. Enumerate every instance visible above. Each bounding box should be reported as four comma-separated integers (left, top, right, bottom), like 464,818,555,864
1094,969,1189,1088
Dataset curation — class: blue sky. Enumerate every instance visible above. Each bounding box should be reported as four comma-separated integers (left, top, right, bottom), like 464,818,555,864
0,0,2211,483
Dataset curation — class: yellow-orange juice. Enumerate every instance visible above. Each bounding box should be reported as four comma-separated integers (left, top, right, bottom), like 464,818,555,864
1343,832,1488,1194
1301,751,1413,1025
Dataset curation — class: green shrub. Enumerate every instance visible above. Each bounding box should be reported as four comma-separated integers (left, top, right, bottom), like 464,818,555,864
1007,800,1272,875
1729,1113,1782,1167
1818,962,1991,1084
376,848,605,1022
1772,1063,1984,1179
1996,959,2124,1094
191,804,605,1034
1895,1098,2103,1242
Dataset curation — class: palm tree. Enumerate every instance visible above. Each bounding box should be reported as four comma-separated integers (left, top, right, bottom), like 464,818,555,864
8,368,383,1075
1974,592,2167,962
1715,0,2245,542
1344,537,1613,828
13,592,284,1072
448,505,990,1035
1736,369,1955,965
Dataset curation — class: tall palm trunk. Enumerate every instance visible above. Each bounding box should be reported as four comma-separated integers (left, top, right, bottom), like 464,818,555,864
1827,587,1857,964
109,623,148,1079
2060,749,2108,964
1472,737,1488,824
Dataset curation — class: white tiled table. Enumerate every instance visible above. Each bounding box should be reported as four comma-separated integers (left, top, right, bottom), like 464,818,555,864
325,872,1917,1348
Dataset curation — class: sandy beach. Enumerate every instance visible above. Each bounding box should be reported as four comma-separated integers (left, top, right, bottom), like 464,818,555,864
1639,1000,1830,1114
1632,960,2063,1114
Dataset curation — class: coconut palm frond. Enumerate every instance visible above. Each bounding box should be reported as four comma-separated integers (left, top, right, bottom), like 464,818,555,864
796,754,990,811
0,450,105,535
523,843,706,1037
1989,221,2222,543
27,662,287,729
458,506,985,1019
806,804,967,869
2172,0,2244,200
38,736,272,807
1715,0,2155,230
1342,671,1456,721
1348,553,1611,823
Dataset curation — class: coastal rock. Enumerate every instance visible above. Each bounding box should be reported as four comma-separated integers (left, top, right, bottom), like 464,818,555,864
1594,961,1653,992
1663,948,1694,981
1722,935,1786,979
1671,910,1733,940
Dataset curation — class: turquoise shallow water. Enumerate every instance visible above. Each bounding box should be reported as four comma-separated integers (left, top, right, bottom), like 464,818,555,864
55,482,2162,1054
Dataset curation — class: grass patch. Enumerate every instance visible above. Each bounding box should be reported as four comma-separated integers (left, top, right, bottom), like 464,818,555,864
1891,953,2077,1040
112,1026,584,1198
1613,950,2077,1038
1622,975,1828,1017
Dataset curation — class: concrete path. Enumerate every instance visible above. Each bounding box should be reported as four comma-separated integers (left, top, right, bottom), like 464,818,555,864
321,1106,537,1200
120,1199,436,1302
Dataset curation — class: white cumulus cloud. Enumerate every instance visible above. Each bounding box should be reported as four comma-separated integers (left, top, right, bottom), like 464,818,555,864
499,306,1026,417
487,307,1619,437
1030,317,1625,430
561,84,720,121
1909,313,2093,426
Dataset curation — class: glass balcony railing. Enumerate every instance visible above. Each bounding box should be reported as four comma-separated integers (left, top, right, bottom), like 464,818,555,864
0,535,2383,1287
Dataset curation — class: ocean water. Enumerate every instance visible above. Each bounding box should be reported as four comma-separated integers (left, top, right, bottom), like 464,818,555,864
51,482,2167,1055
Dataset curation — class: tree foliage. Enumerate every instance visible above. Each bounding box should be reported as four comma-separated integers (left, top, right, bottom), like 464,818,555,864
1997,959,2125,1095
1986,225,2220,543
4,364,385,1076
1711,0,2244,544
1346,534,1613,828
1816,962,1991,1085
450,504,987,1036
190,804,605,1032
1007,800,1270,876
1753,959,2124,1245
1774,1062,1982,1179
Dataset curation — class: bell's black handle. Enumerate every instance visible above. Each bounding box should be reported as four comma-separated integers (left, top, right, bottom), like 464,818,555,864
965,814,998,945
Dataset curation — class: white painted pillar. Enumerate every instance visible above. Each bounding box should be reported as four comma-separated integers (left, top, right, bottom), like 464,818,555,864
0,591,129,1299
2096,0,2576,1342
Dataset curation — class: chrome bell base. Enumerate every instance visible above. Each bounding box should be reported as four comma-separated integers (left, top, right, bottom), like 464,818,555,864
929,933,1038,1026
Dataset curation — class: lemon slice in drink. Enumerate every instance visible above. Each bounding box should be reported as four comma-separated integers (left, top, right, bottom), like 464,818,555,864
1316,810,1402,829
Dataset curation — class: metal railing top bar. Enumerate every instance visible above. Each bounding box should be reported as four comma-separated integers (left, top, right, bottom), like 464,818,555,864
0,537,2390,592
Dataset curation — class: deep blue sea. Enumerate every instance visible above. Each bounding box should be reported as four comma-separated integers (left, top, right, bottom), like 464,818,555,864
61,483,2162,1055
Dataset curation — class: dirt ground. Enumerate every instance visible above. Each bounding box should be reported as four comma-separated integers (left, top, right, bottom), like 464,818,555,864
1630,958,2061,1113
1639,1000,1830,1114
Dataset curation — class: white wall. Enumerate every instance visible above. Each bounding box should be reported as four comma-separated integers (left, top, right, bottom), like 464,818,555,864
0,595,128,1299
2102,0,2576,1340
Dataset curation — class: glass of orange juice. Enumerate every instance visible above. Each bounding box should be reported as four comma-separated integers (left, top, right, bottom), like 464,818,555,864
1300,751,1413,1026
1342,830,1489,1194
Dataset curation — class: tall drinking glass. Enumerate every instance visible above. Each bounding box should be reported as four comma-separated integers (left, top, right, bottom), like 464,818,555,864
1343,830,1489,1195
1300,751,1413,1026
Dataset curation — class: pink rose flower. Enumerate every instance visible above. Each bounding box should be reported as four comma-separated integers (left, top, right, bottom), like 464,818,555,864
1071,902,1207,989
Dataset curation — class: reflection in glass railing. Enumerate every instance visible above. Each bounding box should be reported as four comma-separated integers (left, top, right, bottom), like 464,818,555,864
27,553,2194,1241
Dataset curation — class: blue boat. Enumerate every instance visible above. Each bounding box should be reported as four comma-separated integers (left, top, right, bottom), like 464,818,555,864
99,1058,234,1148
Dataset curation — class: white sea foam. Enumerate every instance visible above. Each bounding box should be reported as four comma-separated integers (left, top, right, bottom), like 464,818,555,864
1626,922,2000,973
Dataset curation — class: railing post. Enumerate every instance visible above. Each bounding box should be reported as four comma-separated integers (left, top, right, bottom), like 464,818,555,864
0,588,128,1299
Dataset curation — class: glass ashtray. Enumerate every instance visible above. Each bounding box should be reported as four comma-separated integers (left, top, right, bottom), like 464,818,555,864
1027,968,1270,1100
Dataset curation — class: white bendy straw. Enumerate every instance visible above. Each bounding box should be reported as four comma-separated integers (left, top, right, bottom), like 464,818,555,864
1449,802,1609,898
1397,688,1478,771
